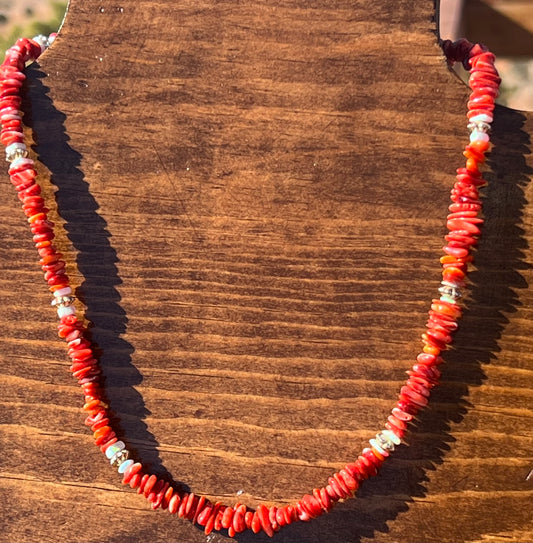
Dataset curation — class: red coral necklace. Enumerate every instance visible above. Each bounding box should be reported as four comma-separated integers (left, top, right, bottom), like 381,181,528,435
0,35,500,537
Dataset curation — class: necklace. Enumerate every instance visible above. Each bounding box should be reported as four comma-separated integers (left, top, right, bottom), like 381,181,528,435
1,34,500,537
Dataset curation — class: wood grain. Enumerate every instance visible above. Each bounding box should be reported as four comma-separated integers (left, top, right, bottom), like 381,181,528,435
0,1,532,542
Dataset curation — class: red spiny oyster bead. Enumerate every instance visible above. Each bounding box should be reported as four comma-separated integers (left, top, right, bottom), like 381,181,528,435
40,252,63,265
81,378,101,393
449,202,481,213
416,352,438,365
67,337,91,350
276,507,286,527
214,506,225,531
84,410,106,426
406,373,434,390
122,462,142,485
392,406,413,421
422,332,447,352
334,471,353,495
83,399,106,414
186,494,199,521
385,420,406,439
256,504,274,537
161,485,174,510
442,268,466,285
406,378,430,397
456,168,486,186
99,436,117,452
444,235,477,251
42,261,66,274
244,509,254,529
426,328,453,346
447,217,482,236
148,479,165,502
268,506,279,531
196,503,213,526
93,425,115,445
469,69,500,87
89,416,109,431
182,492,196,519
11,171,37,189
18,182,41,199
298,494,323,520
251,510,262,534
8,157,33,174
326,475,348,500
426,322,457,338
396,399,418,416
192,495,206,523
129,472,142,489
47,272,70,286
204,502,221,535
18,182,41,198
470,48,495,63
221,505,234,529
431,300,461,319
352,456,374,479
177,493,189,517
280,505,298,525
313,486,332,510
232,504,247,533
134,470,150,491
147,478,166,503
339,468,358,491
344,461,363,481
363,448,384,470
442,245,469,258
410,365,439,384
400,385,429,408
168,493,181,514
138,473,155,496
387,414,407,432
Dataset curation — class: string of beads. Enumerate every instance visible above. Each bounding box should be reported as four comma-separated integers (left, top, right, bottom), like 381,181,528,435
0,35,500,537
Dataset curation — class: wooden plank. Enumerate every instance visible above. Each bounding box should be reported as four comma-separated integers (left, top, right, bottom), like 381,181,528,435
1,1,532,542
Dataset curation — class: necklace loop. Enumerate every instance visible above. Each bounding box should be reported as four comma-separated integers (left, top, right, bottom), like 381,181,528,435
0,35,500,537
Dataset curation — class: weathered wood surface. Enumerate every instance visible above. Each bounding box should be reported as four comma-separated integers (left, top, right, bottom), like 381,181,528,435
1,1,532,542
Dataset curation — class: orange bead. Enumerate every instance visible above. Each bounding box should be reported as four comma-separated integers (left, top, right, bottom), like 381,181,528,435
470,139,490,153
442,266,466,281
423,344,441,356
466,157,480,172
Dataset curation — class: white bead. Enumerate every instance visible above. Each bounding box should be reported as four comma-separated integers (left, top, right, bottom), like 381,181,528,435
118,459,134,474
369,438,387,456
6,142,26,152
0,114,21,122
32,35,49,53
57,305,76,318
9,157,34,170
5,142,28,162
53,286,72,297
105,441,126,459
469,113,493,124
440,294,456,304
469,131,490,143
381,429,401,446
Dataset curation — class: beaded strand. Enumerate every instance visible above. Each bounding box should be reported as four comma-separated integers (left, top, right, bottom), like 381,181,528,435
1,35,500,537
